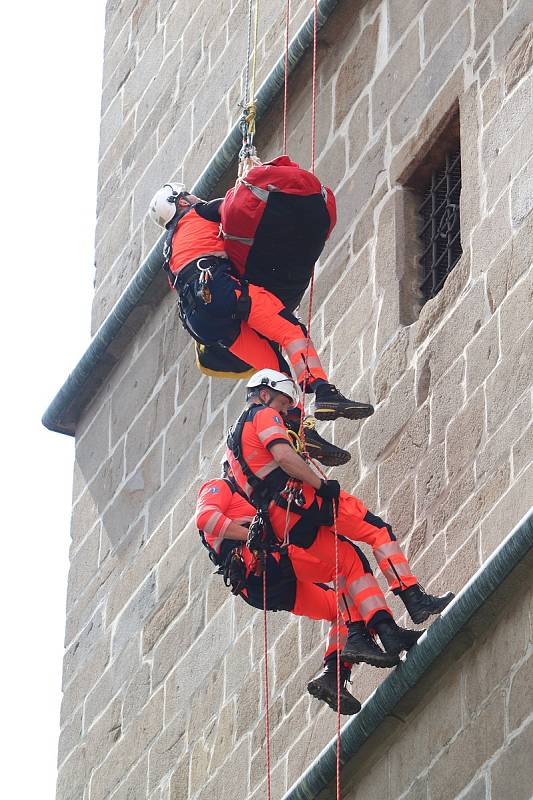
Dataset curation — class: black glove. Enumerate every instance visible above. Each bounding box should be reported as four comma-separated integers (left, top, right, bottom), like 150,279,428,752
316,479,341,499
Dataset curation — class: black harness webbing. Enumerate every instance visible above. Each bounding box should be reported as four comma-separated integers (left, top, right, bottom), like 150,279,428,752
226,404,334,548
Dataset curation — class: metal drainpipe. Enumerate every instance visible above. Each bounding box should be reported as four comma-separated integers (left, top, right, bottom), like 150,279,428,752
281,509,533,800
42,0,341,436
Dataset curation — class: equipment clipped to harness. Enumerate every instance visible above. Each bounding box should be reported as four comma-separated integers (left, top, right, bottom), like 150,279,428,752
197,258,213,304
222,550,247,596
247,508,279,574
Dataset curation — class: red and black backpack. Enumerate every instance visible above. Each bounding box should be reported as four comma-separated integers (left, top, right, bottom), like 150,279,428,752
220,155,336,312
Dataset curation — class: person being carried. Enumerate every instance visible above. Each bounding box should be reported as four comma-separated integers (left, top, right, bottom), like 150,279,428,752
148,178,373,425
225,369,455,662
196,460,404,715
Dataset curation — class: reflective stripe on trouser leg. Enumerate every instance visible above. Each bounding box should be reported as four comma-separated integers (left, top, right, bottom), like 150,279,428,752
344,574,391,625
245,284,328,383
323,621,349,662
373,542,417,591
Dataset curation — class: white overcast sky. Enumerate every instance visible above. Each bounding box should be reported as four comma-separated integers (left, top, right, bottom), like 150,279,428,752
1,2,106,795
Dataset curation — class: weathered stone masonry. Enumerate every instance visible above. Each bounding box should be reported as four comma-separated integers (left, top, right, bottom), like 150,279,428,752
57,1,532,799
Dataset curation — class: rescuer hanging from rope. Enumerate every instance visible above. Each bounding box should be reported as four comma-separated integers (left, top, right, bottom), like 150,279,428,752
195,459,418,715
225,370,455,651
148,180,373,426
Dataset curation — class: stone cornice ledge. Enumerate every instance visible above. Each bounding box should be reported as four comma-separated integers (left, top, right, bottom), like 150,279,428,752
282,508,533,800
42,0,342,436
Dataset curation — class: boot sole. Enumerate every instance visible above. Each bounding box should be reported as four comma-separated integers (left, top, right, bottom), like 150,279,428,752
341,650,400,668
307,680,361,715
409,600,453,625
314,404,375,422
307,448,351,467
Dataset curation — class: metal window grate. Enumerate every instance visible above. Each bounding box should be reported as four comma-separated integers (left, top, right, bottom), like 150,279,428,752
418,148,462,301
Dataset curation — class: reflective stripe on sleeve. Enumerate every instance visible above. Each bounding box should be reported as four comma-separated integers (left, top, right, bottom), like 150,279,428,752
258,425,288,443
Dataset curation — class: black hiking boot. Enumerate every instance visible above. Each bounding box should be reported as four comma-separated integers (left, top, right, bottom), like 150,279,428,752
302,416,351,466
313,383,374,421
341,622,400,668
397,584,455,625
372,618,422,657
307,666,361,715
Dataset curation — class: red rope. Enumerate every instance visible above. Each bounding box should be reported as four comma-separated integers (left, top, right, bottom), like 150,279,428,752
263,568,272,800
310,0,318,174
332,499,342,800
313,460,342,800
283,0,290,154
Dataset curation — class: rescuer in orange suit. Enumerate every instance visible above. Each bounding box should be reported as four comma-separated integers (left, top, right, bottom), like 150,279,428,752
196,461,403,714
225,369,455,661
149,182,374,424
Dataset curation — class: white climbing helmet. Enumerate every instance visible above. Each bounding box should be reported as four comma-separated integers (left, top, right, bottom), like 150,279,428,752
246,369,299,407
149,182,187,228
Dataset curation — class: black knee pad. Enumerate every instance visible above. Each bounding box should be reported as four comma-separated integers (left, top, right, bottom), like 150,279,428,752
363,511,396,541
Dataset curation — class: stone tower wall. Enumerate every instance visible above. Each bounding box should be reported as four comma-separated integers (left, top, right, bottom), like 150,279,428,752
57,1,533,798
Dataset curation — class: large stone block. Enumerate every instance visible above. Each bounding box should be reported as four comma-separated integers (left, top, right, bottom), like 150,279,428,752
445,462,510,558
486,108,533,211
423,0,469,58
491,717,533,800
485,320,533,435
428,687,505,800
513,421,533,476
360,369,416,466
151,597,205,687
102,441,163,547
143,576,189,654
373,328,411,405
429,357,465,446
486,210,533,311
372,24,420,132
499,266,533,355
389,669,462,796
465,589,529,718
147,715,186,794
87,442,125,523
108,756,148,799
480,461,533,558
348,95,370,168
508,651,533,733
482,71,533,167
66,530,101,609
423,281,488,386
323,245,371,339
473,0,503,51
111,572,157,654
511,154,533,228
476,393,531,482
122,662,151,730
125,370,177,476
60,634,111,726
494,0,533,64
110,334,165,446
505,23,533,94
391,12,470,145
123,30,164,117
62,610,104,690
388,0,425,47
465,313,499,395
83,635,140,732
415,441,446,518
446,389,485,483
334,16,380,127
89,689,164,800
